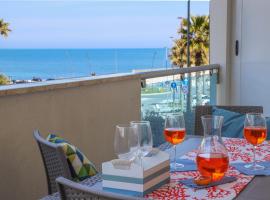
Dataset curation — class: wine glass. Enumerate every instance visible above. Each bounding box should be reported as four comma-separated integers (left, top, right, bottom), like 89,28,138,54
114,124,139,161
130,121,153,166
244,113,267,170
164,113,186,170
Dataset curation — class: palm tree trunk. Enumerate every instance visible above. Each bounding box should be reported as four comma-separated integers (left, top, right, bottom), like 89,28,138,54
186,74,191,112
196,72,199,105
180,89,182,112
186,0,191,113
202,71,205,94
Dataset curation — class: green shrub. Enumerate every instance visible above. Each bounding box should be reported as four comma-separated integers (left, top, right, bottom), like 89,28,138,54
0,74,10,85
143,110,165,147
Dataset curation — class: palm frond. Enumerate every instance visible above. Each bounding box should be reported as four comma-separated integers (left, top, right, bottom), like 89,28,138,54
170,15,209,67
0,18,11,38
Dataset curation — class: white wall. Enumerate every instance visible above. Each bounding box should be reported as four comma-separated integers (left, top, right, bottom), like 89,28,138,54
237,0,270,115
230,0,242,105
211,0,270,115
210,0,232,105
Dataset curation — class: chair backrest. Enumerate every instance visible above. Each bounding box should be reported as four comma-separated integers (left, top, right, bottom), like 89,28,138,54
56,177,141,200
34,130,72,194
194,105,264,136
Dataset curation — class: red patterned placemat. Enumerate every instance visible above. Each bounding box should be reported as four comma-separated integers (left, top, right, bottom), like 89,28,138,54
145,138,270,200
182,137,270,163
146,168,252,200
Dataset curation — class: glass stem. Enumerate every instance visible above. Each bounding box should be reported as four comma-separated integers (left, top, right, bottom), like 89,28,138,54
137,150,143,168
174,145,176,168
253,145,257,167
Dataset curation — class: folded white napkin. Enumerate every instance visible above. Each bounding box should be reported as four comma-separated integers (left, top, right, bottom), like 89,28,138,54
111,159,132,170
111,149,160,170
145,148,159,157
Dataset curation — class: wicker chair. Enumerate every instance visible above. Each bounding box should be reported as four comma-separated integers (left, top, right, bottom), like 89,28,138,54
194,105,263,136
34,130,72,195
56,177,142,200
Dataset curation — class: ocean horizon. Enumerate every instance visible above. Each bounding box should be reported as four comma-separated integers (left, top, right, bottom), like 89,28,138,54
0,48,171,80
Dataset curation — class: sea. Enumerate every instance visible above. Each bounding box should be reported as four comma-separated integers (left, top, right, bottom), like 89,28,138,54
0,48,170,80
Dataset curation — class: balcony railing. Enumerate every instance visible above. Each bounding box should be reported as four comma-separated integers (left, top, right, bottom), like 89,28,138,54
140,64,220,147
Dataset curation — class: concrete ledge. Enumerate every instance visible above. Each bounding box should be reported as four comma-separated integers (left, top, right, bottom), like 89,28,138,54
0,73,140,97
0,64,220,97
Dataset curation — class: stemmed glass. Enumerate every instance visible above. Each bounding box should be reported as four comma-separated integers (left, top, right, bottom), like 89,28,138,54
114,124,139,161
244,113,267,170
164,113,186,170
130,121,153,166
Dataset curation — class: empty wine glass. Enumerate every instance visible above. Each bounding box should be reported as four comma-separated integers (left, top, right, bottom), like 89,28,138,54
164,113,186,170
114,124,139,161
244,113,267,170
130,121,153,166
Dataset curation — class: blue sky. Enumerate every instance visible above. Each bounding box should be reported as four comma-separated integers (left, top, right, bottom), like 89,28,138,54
0,1,209,48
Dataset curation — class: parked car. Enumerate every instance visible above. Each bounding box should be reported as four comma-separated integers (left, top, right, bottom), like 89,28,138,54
201,95,210,105
192,94,210,107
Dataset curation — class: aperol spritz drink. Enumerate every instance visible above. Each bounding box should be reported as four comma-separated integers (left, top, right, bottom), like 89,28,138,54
164,128,186,145
196,153,229,181
164,114,186,170
244,113,267,170
244,126,267,146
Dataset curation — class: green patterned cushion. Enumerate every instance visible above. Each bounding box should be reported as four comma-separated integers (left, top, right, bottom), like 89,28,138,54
46,134,98,181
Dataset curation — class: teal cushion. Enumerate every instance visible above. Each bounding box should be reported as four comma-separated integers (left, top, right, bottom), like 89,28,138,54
266,118,270,139
213,107,270,139
212,107,245,138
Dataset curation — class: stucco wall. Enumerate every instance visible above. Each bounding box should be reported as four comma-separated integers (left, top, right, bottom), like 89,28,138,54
210,0,232,105
0,77,141,199
230,0,270,115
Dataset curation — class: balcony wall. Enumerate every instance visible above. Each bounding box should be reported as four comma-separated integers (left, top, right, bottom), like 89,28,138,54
0,75,141,200
0,65,219,200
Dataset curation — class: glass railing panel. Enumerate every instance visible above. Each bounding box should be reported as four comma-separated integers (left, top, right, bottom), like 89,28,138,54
141,74,181,147
210,70,217,105
141,69,218,147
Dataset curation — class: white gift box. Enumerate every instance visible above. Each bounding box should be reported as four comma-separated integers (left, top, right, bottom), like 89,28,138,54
102,150,170,197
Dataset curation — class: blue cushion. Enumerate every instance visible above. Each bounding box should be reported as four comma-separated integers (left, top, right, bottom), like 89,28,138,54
266,118,270,140
212,107,245,138
212,107,270,140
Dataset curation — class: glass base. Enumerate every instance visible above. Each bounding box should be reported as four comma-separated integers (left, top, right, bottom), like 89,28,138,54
170,162,184,171
244,162,265,170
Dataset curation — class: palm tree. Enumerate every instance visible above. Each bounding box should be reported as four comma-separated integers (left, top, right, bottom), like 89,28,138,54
170,15,209,112
170,15,209,67
0,19,11,37
0,19,11,85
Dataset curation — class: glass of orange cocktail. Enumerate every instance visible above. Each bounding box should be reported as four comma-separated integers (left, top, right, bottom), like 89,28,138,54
244,113,267,170
164,113,186,170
